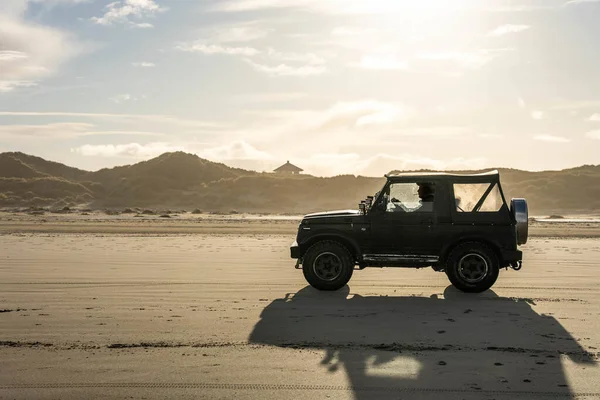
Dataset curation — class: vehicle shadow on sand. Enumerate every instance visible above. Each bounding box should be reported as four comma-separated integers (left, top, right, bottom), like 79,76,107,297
249,285,596,399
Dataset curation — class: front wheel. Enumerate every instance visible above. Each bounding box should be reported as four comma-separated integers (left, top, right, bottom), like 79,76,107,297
445,242,499,293
302,241,354,291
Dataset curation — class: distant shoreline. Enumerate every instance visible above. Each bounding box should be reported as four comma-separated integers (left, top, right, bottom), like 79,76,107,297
2,207,599,221
1,211,599,238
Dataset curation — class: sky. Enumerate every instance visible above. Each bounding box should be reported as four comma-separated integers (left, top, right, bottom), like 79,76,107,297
1,0,600,176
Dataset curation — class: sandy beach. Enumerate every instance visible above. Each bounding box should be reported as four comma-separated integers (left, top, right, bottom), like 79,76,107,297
1,215,600,399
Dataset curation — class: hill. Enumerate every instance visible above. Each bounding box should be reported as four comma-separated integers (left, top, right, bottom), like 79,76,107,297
0,151,598,215
0,155,48,179
0,152,89,181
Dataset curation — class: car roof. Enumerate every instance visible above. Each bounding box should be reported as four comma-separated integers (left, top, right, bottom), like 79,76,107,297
385,169,500,183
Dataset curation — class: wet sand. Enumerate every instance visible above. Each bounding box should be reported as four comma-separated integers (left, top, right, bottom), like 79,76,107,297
1,219,600,399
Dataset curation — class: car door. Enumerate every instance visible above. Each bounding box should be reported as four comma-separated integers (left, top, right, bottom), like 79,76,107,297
368,181,438,256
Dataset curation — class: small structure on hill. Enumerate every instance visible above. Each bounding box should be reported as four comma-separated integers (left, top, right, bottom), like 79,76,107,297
274,161,303,175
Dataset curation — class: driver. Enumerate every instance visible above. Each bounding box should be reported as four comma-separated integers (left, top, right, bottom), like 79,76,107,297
388,182,435,212
415,182,435,212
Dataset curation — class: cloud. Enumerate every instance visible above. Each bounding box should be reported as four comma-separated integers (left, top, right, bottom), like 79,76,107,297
0,122,93,139
565,0,600,5
585,130,600,139
331,26,362,37
213,0,318,12
198,140,273,161
109,93,146,103
73,142,183,157
265,48,325,65
0,50,28,61
531,110,544,120
397,126,470,137
91,0,167,27
132,61,155,67
488,24,530,37
213,0,468,15
110,93,133,103
489,3,560,12
206,20,272,43
417,49,511,69
326,26,388,51
0,122,164,139
232,92,307,103
0,7,81,92
588,113,600,121
175,43,260,56
479,133,504,138
0,111,226,129
534,135,570,143
175,41,328,77
240,48,327,76
248,100,407,129
244,59,326,76
0,80,37,93
548,100,600,111
351,55,408,70
235,100,410,147
328,101,406,127
174,25,328,77
133,22,154,28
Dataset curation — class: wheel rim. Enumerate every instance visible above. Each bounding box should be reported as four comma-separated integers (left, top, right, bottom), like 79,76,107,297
313,252,343,281
457,253,489,284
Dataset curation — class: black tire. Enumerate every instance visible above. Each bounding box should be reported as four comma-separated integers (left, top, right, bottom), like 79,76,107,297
302,241,354,291
445,242,499,293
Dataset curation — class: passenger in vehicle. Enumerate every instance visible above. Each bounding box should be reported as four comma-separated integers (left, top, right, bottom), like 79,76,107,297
455,196,464,212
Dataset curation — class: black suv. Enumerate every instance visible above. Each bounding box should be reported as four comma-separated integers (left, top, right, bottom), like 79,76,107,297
290,170,528,293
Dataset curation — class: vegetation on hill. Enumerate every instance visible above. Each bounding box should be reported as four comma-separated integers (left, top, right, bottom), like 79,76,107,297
0,152,88,181
0,155,48,179
0,151,598,214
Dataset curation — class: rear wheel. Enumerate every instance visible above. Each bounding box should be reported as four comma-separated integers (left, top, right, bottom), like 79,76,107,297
445,242,499,293
302,241,354,291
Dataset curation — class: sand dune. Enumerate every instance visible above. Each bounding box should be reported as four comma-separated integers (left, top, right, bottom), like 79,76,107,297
1,151,600,214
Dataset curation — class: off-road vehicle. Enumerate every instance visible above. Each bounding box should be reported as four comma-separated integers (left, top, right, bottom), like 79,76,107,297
290,170,528,293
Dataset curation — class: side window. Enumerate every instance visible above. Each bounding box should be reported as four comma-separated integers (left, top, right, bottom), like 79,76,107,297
454,183,503,212
385,182,435,213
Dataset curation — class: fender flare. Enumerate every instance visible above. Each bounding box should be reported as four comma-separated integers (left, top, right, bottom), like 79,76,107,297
298,232,362,261
440,236,504,265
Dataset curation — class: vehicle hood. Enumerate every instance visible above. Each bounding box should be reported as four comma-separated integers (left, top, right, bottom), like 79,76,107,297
303,209,361,220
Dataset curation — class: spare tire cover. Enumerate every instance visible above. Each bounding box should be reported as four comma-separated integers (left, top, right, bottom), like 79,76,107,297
510,198,528,245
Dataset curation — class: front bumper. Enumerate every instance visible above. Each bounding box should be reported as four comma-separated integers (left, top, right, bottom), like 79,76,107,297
290,241,300,259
